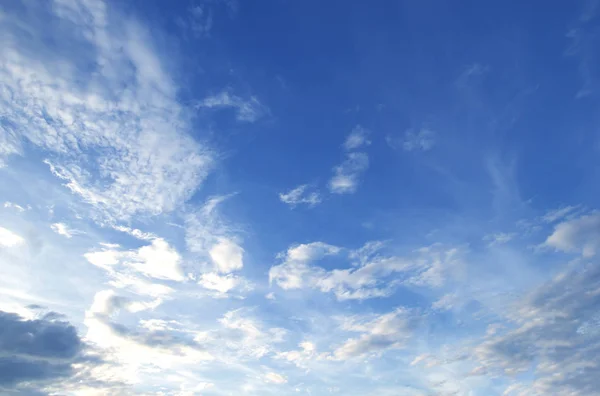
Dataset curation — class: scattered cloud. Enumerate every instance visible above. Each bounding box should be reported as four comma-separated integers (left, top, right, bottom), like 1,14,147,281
483,232,516,247
197,90,268,122
387,128,436,152
329,308,416,360
3,202,27,212
279,184,322,208
544,212,600,257
50,223,81,238
343,125,371,151
329,152,369,194
264,371,288,384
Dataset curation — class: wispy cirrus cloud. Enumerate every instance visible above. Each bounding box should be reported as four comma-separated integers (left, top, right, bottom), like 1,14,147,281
197,90,268,122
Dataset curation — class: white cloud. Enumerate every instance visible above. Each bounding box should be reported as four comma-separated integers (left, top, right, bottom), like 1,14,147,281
0,226,24,247
329,309,415,360
85,237,185,281
483,232,516,247
328,152,369,194
270,242,462,300
264,372,288,384
210,238,244,273
50,222,81,238
388,128,436,151
279,184,321,208
343,125,371,151
542,205,580,223
544,212,600,257
198,272,248,295
0,0,214,221
197,90,267,122
3,202,26,212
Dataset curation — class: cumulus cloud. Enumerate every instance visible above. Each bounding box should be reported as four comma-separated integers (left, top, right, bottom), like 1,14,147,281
198,272,250,296
210,238,244,273
0,0,214,221
197,90,268,122
328,152,369,194
544,212,600,257
343,125,371,151
279,184,322,208
0,226,25,248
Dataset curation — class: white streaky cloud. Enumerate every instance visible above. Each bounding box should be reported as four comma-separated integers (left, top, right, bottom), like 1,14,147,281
343,125,371,150
279,184,322,208
0,0,214,220
431,293,461,311
50,222,81,238
544,212,600,257
264,372,288,384
0,226,25,247
185,194,238,256
542,205,580,223
483,232,516,247
388,128,436,151
197,90,268,122
328,152,369,194
209,238,244,273
329,308,416,360
3,202,26,212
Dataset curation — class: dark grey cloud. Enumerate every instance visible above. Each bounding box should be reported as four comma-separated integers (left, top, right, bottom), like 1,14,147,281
0,311,83,390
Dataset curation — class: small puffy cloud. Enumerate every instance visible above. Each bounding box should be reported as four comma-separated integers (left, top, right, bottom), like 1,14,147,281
264,371,288,384
329,308,416,360
329,152,369,194
197,90,268,122
343,125,371,151
50,223,81,238
279,184,321,208
210,238,244,273
388,128,436,151
0,226,24,247
544,212,600,257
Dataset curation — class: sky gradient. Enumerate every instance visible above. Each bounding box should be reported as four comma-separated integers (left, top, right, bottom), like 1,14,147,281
1,0,600,395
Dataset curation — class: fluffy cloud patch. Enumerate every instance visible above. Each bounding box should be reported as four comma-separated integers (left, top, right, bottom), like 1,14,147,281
210,238,244,274
264,371,288,384
85,238,185,282
387,128,436,151
50,223,80,238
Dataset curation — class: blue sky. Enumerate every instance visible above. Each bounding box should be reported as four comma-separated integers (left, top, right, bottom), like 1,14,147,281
1,0,600,395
